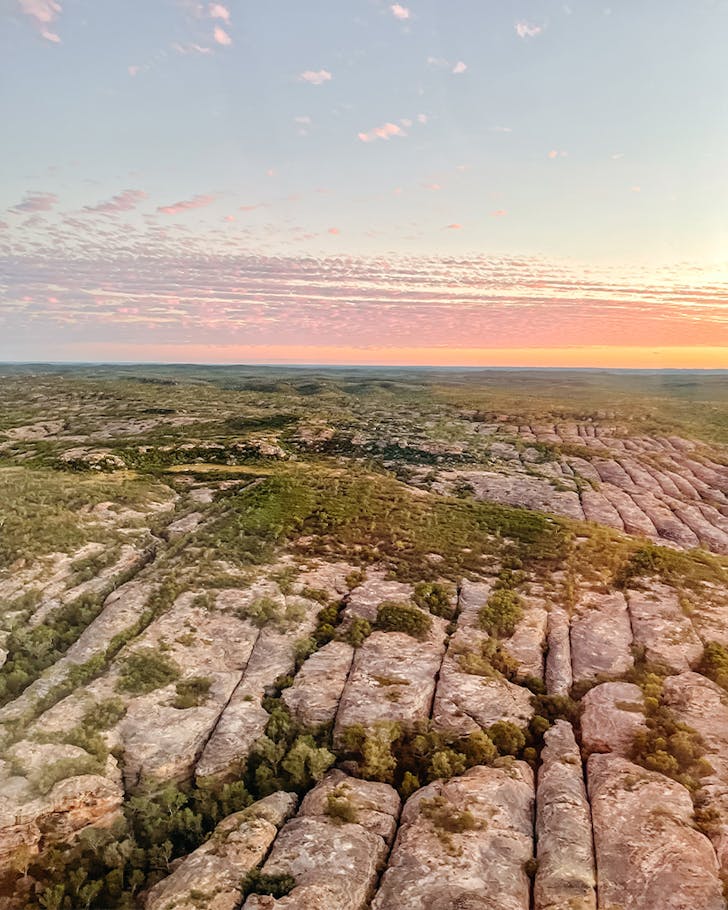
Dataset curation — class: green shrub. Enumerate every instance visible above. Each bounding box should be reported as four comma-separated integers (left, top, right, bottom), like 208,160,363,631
420,794,480,834
344,616,372,647
116,648,180,695
375,600,432,640
457,639,519,679
413,581,455,619
172,676,212,709
478,589,523,637
487,721,526,756
241,870,296,900
698,641,728,691
325,787,358,824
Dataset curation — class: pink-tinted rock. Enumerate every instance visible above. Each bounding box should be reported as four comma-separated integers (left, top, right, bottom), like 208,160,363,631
588,753,724,910
580,682,646,756
535,721,596,910
627,585,702,673
372,763,534,910
570,592,633,683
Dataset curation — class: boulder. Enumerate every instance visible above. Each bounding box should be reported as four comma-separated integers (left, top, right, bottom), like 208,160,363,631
627,585,703,673
535,721,596,910
282,641,354,730
144,792,298,910
580,681,646,756
333,629,446,748
587,753,724,910
372,763,534,910
243,775,399,910
570,592,633,683
662,671,728,872
545,607,572,696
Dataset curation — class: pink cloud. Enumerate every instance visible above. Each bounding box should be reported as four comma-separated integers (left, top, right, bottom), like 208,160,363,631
18,0,62,42
491,209,507,217
424,183,442,191
157,194,215,215
208,3,230,21
299,69,332,85
446,223,462,230
452,61,467,74
213,25,231,45
224,214,235,222
328,227,340,235
548,150,567,159
515,21,543,38
12,191,58,213
173,42,212,55
358,121,405,143
390,4,410,20
84,189,147,215
240,203,263,212
128,65,141,77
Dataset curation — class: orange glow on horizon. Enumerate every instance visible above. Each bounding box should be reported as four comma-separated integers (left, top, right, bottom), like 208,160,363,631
42,344,728,369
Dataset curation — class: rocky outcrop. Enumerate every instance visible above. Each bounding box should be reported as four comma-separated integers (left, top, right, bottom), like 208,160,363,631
243,774,399,910
503,600,547,681
662,671,728,871
144,792,298,910
333,627,446,748
587,753,724,910
372,763,534,909
282,641,354,730
580,682,646,756
570,592,633,683
0,747,123,874
545,607,572,696
535,721,596,910
626,585,702,673
340,571,413,628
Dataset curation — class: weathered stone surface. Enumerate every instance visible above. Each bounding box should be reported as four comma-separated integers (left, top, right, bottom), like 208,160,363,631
627,585,703,672
587,753,724,910
144,792,298,910
282,641,354,730
243,775,398,910
662,671,728,871
0,575,160,724
372,763,534,910
454,470,585,522
545,607,572,696
570,592,633,683
163,511,205,539
196,616,317,782
580,489,624,530
503,601,547,681
0,748,123,873
333,628,446,747
580,682,646,756
115,597,261,788
340,571,413,627
299,770,401,844
535,721,596,910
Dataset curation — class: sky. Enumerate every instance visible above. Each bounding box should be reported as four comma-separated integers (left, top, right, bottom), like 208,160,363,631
1,0,727,367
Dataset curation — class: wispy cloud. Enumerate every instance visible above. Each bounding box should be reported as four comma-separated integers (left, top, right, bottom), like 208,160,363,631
299,69,332,85
18,0,62,43
452,61,467,74
11,191,59,213
213,25,231,45
515,21,543,38
390,4,410,20
157,194,215,215
358,121,405,143
445,223,462,230
208,3,230,21
548,149,567,159
427,56,468,75
173,42,212,55
491,209,507,217
83,190,147,215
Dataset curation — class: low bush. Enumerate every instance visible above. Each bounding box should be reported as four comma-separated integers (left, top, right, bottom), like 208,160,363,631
116,649,180,695
413,581,455,619
698,641,728,691
478,589,523,637
172,676,212,709
375,600,432,640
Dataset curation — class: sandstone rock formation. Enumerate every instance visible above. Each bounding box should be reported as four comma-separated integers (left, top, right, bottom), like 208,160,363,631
144,792,298,910
580,681,646,756
372,763,534,910
534,721,596,910
282,641,354,730
587,753,724,910
570,592,633,683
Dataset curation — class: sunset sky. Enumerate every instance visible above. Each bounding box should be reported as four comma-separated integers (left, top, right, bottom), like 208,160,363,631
1,0,727,366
